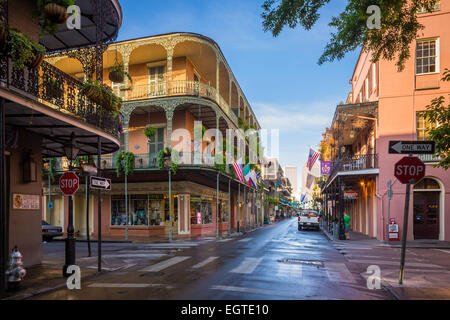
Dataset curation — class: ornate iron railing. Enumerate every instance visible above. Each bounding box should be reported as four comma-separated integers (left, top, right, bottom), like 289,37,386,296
127,80,239,125
0,57,120,138
329,154,378,178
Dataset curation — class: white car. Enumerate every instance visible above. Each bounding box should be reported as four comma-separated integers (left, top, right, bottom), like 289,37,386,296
298,211,320,231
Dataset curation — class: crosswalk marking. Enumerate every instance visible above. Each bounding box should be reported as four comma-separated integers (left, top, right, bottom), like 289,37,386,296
218,239,233,243
143,243,198,248
324,262,356,284
348,259,444,268
139,256,191,272
192,257,219,269
230,257,263,274
276,262,302,280
88,283,163,288
238,238,253,243
436,249,450,255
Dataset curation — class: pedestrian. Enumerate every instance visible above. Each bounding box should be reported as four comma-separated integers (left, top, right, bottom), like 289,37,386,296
344,213,351,240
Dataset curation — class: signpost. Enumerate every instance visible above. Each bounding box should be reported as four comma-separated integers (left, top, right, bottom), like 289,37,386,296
394,156,426,284
389,141,435,155
59,171,79,277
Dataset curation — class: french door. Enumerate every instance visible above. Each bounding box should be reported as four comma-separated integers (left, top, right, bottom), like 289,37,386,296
148,66,165,96
413,191,440,239
148,127,165,167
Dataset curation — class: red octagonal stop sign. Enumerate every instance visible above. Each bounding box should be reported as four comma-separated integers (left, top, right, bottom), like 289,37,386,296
394,156,426,184
59,171,79,196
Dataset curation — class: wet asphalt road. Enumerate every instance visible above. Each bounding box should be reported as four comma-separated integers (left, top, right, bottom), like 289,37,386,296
32,218,394,300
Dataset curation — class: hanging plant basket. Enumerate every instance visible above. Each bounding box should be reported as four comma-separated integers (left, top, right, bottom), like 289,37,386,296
143,125,156,141
109,70,125,83
26,51,44,70
44,3,69,24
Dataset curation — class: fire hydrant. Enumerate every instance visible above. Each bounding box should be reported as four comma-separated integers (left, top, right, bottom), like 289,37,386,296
5,246,26,291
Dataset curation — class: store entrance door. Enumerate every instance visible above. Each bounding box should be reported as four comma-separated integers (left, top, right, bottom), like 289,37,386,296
413,191,440,240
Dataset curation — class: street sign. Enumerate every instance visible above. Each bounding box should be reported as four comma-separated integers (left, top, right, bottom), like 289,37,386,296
387,180,393,200
90,176,111,191
48,201,53,209
82,164,98,175
394,156,426,184
59,172,79,196
389,140,435,155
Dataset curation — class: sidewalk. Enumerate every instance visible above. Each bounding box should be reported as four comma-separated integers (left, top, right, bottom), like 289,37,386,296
320,225,450,300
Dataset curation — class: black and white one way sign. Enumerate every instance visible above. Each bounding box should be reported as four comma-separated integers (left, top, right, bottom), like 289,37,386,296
389,141,435,155
90,176,112,190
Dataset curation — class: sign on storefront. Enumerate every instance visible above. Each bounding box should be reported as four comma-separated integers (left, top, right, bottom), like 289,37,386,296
343,191,358,200
12,194,40,210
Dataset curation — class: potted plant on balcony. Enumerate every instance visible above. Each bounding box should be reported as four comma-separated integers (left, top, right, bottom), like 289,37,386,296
109,62,132,84
114,151,135,177
143,125,156,142
81,80,122,114
47,77,63,100
157,147,179,174
7,29,46,70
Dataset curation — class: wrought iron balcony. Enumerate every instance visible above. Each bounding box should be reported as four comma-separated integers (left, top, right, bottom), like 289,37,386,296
330,154,378,177
126,80,239,125
0,57,120,138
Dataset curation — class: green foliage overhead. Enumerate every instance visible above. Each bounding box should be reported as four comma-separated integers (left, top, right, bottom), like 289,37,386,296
143,125,157,140
42,158,57,180
420,69,450,170
261,0,439,70
6,29,45,70
114,151,135,177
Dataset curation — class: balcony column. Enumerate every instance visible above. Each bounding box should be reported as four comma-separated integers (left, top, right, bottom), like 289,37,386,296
123,120,130,152
166,109,174,148
167,47,174,84
117,45,135,100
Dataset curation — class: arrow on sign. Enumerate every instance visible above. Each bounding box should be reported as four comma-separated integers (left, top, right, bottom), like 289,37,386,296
90,176,111,190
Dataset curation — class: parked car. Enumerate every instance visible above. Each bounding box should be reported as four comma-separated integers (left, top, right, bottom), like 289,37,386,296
42,220,63,241
298,211,320,231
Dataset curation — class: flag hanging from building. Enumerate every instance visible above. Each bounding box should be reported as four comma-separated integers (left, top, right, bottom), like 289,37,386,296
306,173,315,189
300,193,306,203
249,169,257,188
243,164,251,184
233,158,244,183
307,148,320,171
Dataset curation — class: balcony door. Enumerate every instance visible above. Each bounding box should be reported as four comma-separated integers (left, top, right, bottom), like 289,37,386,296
148,127,165,167
148,66,165,97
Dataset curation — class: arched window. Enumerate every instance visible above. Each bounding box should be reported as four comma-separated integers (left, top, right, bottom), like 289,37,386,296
414,178,440,190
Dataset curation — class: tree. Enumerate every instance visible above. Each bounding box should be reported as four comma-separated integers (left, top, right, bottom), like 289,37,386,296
420,69,450,170
261,0,439,70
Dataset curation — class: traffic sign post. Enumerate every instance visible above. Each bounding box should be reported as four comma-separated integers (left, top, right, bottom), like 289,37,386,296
59,171,79,277
394,156,426,284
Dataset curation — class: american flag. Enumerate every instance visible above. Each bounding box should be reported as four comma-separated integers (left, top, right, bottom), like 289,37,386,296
233,158,244,183
307,148,320,171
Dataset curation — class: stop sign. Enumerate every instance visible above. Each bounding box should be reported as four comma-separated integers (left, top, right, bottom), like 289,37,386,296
59,171,79,196
394,157,426,184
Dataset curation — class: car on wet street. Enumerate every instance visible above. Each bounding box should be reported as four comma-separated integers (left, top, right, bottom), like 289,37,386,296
298,210,320,231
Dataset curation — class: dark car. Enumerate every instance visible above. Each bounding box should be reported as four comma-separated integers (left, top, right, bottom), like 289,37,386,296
42,220,63,241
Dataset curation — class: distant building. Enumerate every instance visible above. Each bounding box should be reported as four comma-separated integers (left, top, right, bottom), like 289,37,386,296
284,166,299,199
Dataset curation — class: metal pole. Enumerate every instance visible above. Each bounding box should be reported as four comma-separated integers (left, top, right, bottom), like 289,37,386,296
238,183,240,233
169,169,172,242
63,164,76,277
228,178,231,235
49,174,52,225
217,173,219,239
0,97,6,296
399,156,413,284
86,175,91,257
125,173,128,241
97,137,102,272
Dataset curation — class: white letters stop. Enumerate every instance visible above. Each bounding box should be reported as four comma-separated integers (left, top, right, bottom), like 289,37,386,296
62,179,78,188
395,165,424,176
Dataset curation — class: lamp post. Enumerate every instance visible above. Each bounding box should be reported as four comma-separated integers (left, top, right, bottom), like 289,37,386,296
121,159,128,241
63,132,80,277
164,152,172,242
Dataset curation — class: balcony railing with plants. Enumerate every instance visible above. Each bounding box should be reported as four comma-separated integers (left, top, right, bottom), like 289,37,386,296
0,56,121,138
127,80,238,125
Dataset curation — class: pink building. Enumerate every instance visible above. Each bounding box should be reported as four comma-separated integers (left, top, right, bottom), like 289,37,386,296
322,1,449,242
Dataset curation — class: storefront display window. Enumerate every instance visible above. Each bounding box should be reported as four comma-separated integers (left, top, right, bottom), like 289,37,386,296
129,195,148,226
191,196,213,225
219,200,228,222
111,196,127,226
149,194,164,226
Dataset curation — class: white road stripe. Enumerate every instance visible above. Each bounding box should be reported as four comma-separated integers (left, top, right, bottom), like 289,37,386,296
191,257,219,269
230,257,263,274
436,249,450,254
276,263,302,280
88,283,163,288
218,239,233,243
238,238,253,243
101,253,167,259
325,262,356,284
210,285,334,300
139,256,191,272
143,243,198,248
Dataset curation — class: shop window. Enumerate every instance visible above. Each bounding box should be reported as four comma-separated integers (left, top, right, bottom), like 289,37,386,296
190,196,213,225
111,196,127,226
149,194,164,226
219,200,229,223
164,194,178,223
417,1,440,14
129,195,148,226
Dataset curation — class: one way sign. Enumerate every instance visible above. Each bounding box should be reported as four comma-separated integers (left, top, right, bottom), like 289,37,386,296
389,141,435,155
90,176,112,191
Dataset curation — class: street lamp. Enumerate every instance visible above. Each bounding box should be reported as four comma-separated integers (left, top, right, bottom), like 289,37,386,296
63,132,79,277
164,150,172,242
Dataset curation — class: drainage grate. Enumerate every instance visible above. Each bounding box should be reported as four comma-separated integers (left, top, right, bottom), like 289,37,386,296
277,258,324,267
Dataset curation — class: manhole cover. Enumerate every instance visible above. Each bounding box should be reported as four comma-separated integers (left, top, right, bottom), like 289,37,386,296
277,258,324,267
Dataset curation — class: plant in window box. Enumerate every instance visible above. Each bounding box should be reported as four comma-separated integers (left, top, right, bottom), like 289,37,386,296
114,151,135,177
143,125,156,142
81,80,122,114
109,62,132,84
157,147,180,174
47,77,63,100
7,29,46,70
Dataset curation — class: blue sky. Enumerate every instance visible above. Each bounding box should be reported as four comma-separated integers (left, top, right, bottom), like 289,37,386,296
117,0,361,192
